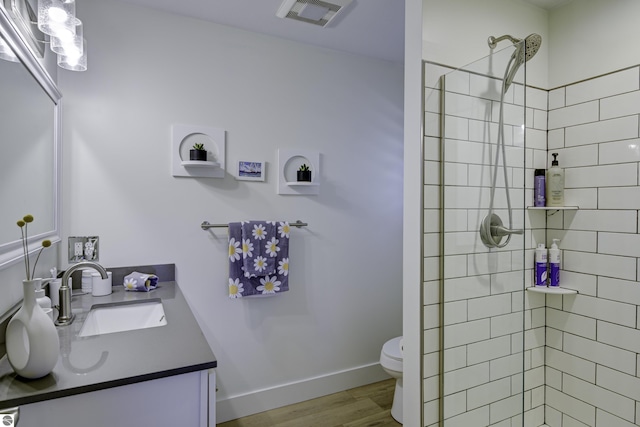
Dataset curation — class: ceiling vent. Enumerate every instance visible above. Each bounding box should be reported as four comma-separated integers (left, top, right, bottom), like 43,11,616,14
276,0,353,27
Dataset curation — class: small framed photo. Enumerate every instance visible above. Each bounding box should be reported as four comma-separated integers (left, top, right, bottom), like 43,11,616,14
237,160,266,181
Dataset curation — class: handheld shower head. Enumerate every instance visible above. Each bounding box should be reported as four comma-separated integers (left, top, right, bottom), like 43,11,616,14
488,33,542,61
520,33,542,64
489,33,542,90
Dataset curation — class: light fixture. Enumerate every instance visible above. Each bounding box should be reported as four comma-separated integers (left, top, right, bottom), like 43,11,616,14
57,37,86,71
51,19,83,56
35,0,87,71
37,0,78,38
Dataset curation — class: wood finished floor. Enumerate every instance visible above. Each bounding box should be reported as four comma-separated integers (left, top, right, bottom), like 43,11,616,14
217,379,401,427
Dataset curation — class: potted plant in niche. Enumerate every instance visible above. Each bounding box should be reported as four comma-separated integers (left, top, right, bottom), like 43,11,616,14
297,164,312,182
189,143,207,161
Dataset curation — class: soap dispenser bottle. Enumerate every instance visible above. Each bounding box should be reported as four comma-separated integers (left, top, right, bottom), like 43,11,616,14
549,239,561,287
547,153,565,207
535,243,548,287
35,280,53,321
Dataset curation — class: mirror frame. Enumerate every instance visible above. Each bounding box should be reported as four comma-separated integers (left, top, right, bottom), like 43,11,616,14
0,3,61,269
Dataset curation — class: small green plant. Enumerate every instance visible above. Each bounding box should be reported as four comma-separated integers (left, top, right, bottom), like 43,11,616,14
17,214,51,280
192,143,205,150
298,164,310,172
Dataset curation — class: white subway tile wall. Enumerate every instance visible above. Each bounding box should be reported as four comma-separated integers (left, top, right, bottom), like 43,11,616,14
545,65,640,427
423,61,640,427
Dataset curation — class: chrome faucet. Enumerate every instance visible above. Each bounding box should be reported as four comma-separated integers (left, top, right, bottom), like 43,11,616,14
55,261,108,326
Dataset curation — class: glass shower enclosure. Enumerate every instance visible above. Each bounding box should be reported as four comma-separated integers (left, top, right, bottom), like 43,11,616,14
437,41,544,426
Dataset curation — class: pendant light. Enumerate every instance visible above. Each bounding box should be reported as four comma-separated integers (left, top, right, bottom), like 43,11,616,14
57,37,86,71
37,0,78,38
51,19,83,56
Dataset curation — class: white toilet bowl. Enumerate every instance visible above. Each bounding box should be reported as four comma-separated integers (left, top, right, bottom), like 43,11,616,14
380,336,403,424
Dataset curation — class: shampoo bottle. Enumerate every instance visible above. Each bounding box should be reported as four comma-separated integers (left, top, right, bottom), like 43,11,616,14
535,243,548,287
547,153,565,207
534,169,546,207
549,239,561,287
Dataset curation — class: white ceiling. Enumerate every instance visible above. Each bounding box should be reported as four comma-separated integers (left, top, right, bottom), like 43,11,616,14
116,0,406,63
113,0,575,64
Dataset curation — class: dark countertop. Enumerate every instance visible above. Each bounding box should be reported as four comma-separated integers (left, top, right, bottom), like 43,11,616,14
0,281,217,409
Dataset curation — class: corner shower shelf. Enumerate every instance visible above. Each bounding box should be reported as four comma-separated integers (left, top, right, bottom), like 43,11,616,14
526,286,578,295
527,206,578,214
527,206,578,211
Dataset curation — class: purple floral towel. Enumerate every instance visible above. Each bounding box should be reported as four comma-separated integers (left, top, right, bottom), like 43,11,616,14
241,221,277,278
228,221,290,298
123,272,158,292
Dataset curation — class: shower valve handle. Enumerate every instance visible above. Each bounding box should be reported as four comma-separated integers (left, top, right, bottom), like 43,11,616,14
480,213,522,248
490,225,524,237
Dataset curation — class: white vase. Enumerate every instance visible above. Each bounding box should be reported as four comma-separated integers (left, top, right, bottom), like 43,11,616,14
6,279,60,379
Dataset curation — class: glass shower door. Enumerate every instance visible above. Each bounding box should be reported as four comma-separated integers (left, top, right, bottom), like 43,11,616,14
439,44,530,427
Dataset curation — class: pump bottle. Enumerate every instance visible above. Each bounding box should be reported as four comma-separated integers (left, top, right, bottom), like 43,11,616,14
549,239,561,286
535,243,548,287
547,153,565,207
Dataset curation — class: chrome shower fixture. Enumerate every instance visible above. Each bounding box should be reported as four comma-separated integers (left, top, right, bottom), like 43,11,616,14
488,33,542,90
487,33,542,60
479,33,541,248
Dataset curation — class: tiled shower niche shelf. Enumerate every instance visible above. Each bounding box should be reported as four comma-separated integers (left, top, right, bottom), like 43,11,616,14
526,286,578,295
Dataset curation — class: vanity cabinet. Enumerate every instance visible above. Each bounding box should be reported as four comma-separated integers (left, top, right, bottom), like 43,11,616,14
17,370,216,427
0,280,218,427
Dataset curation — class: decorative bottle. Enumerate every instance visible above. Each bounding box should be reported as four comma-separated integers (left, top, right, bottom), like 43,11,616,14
5,279,60,379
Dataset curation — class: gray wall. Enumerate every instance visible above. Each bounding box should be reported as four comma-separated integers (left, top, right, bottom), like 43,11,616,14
57,0,404,422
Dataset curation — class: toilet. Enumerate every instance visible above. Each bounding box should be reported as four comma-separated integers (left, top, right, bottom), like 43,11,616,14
380,336,403,424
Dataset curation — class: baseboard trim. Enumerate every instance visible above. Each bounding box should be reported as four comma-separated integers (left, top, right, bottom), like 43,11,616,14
216,362,390,423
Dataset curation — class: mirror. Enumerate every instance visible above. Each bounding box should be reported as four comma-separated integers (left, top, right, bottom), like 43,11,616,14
0,3,61,269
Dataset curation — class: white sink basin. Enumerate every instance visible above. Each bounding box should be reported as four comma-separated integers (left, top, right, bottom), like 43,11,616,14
78,299,167,337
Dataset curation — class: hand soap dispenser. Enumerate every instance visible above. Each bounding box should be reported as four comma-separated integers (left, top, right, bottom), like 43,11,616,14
547,153,565,207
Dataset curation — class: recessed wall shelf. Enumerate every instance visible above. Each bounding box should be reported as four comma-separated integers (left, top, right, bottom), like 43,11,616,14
278,149,320,195
181,160,221,168
172,125,226,178
286,181,320,187
526,286,578,295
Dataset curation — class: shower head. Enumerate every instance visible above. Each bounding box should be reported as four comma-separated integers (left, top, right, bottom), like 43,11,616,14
520,33,542,64
488,33,542,90
488,33,542,63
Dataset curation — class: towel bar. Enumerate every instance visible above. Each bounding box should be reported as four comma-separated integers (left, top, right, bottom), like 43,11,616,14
201,220,308,230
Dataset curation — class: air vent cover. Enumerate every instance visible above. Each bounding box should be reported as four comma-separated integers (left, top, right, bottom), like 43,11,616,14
276,0,353,27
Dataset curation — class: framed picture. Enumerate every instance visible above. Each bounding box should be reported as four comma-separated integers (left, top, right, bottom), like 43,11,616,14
237,160,266,181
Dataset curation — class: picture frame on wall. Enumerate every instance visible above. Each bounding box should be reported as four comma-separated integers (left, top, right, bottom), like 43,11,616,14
236,160,266,181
